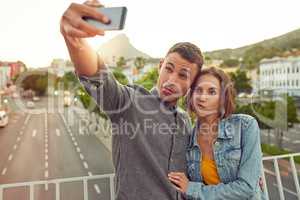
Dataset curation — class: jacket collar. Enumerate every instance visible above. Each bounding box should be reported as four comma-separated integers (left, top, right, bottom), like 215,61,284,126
189,117,234,148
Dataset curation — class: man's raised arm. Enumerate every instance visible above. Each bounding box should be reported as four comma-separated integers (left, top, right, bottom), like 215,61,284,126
60,1,110,76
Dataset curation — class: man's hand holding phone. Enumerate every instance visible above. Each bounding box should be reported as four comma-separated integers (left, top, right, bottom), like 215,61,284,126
60,0,126,46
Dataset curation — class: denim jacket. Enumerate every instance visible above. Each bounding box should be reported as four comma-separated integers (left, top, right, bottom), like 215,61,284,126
186,114,267,200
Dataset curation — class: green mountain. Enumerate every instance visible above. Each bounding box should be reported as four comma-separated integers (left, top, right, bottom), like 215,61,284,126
205,28,300,60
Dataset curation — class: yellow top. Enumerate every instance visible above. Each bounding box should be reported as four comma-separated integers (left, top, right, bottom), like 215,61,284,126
201,156,221,185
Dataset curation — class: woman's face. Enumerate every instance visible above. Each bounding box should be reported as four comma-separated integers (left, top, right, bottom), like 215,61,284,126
191,74,221,118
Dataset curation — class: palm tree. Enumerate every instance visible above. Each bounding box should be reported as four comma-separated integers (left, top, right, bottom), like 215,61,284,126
134,57,146,74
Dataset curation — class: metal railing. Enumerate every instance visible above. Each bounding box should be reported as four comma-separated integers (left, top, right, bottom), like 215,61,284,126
1,153,300,200
262,152,300,200
0,173,115,200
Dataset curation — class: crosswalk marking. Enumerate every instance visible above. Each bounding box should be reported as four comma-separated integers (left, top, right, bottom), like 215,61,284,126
1,168,7,175
83,162,88,169
79,154,84,160
8,154,13,161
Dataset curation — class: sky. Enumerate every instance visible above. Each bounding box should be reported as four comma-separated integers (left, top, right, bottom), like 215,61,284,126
1,0,300,68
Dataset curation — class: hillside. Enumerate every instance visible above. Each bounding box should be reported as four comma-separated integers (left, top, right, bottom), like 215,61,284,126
205,28,300,60
97,34,151,65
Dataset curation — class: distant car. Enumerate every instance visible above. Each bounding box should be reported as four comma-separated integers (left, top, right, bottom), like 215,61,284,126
12,92,19,99
0,110,9,127
33,96,40,101
26,101,35,109
64,96,72,107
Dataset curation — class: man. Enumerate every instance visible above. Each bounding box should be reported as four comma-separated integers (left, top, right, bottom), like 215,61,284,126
60,1,204,199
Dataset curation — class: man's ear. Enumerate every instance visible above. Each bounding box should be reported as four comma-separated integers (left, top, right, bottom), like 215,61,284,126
159,58,164,70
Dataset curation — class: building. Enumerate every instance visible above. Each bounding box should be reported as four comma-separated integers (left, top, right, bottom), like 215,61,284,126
259,56,300,97
0,66,10,89
50,59,74,77
0,61,26,89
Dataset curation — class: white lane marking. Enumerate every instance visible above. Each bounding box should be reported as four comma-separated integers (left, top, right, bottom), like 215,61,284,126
45,143,48,148
83,162,88,169
74,142,78,146
17,137,21,142
79,154,84,160
294,140,300,144
8,154,13,161
88,172,93,176
1,168,7,175
13,145,17,150
32,129,37,137
45,155,48,160
76,147,81,153
56,129,60,136
45,149,48,154
273,183,298,196
94,184,101,194
19,131,23,135
71,137,75,142
45,162,48,168
44,170,49,178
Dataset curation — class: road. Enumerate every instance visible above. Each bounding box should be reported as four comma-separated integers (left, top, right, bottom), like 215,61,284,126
261,127,300,152
0,95,114,200
0,95,299,200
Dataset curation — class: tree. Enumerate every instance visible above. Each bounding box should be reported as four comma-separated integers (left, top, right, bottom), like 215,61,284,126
116,56,126,68
229,69,252,94
134,57,146,71
113,69,129,85
220,59,239,68
242,45,281,70
21,72,56,96
134,68,159,90
236,94,299,149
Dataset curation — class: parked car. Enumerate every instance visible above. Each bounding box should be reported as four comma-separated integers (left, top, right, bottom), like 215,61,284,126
26,101,35,109
0,110,9,127
33,96,40,101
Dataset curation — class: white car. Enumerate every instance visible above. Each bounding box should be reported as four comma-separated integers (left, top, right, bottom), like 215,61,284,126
26,101,35,109
64,96,72,107
0,110,9,127
33,96,40,101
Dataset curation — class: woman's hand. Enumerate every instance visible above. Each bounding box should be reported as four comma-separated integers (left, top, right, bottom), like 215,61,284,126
168,172,189,193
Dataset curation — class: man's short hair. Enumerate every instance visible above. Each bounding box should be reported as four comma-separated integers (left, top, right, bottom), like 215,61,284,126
167,42,204,71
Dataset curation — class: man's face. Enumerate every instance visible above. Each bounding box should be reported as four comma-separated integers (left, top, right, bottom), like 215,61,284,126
157,52,199,105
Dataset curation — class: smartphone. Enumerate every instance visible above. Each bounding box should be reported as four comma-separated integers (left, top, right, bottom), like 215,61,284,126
83,7,127,31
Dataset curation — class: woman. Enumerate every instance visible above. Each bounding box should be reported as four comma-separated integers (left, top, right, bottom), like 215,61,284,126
168,67,266,199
